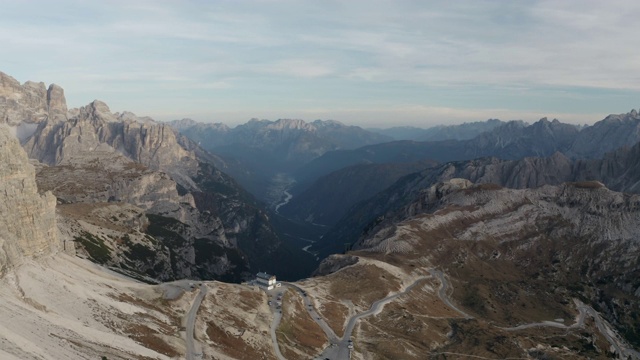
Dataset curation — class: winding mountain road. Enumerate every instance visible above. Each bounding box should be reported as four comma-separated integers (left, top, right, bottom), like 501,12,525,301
269,304,286,360
428,269,473,319
271,270,470,359
185,284,207,360
269,270,640,360
499,299,640,358
313,277,428,360
285,283,340,342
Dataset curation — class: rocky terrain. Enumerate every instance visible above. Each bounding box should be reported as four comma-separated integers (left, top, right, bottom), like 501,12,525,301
0,125,57,276
0,71,314,283
2,69,640,358
0,123,278,359
3,135,638,358
313,129,640,259
348,179,640,357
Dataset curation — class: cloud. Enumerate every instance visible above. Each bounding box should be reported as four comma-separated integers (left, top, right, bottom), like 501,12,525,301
1,0,639,125
259,59,335,78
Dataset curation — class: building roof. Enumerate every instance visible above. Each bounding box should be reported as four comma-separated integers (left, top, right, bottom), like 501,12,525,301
256,272,275,280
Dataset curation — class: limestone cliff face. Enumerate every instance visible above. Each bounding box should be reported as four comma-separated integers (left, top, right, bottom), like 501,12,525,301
24,100,199,189
0,71,67,126
0,125,57,276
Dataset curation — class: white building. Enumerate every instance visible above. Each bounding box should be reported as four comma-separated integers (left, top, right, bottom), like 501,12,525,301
256,272,278,290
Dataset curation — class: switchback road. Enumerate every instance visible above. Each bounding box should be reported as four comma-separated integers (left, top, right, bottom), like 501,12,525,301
186,284,207,360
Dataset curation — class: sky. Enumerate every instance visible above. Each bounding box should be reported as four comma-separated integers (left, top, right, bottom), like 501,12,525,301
2,0,640,128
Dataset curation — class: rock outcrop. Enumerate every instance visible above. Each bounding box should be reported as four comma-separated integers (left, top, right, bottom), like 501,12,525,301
24,100,199,189
0,71,67,126
0,125,57,276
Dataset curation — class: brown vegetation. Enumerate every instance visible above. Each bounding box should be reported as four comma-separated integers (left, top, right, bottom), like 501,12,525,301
277,289,327,359
568,181,605,189
124,324,180,357
206,321,274,360
318,300,349,337
327,264,402,308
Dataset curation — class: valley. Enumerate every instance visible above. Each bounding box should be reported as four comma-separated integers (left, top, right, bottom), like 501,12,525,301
1,69,640,359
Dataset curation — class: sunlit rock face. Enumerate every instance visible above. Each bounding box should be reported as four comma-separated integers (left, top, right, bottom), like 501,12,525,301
0,71,67,127
0,125,57,276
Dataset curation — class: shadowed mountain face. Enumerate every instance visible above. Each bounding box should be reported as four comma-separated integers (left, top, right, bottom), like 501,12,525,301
0,125,57,276
279,159,438,226
314,139,640,259
368,119,505,141
168,118,392,200
296,118,583,186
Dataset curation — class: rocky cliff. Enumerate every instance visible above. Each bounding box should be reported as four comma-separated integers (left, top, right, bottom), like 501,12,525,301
24,100,199,189
0,71,67,126
0,125,57,276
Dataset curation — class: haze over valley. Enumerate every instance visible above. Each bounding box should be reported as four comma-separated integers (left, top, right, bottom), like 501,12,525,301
2,1,640,359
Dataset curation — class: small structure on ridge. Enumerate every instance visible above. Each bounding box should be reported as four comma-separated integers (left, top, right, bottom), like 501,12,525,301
255,272,279,290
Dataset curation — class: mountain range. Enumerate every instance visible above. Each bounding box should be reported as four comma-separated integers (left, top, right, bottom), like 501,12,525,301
168,118,391,201
1,69,640,358
367,118,505,141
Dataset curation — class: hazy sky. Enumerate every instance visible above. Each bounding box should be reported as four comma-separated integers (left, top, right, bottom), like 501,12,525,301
2,0,640,127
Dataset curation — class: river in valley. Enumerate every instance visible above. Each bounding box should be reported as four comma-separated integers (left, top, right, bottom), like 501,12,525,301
266,173,324,263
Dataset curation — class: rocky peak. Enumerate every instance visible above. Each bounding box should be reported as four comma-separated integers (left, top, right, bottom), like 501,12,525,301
268,119,316,132
77,100,116,123
20,93,199,190
312,119,346,128
46,84,67,122
569,110,640,158
0,71,68,126
169,118,198,130
0,125,57,276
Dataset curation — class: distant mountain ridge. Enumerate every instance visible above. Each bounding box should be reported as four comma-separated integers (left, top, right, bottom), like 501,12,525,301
168,117,392,159
296,113,640,188
168,117,392,200
368,118,505,141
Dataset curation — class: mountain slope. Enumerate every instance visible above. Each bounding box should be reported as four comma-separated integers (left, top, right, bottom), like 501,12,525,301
1,71,314,282
279,159,437,226
368,119,505,141
349,179,640,356
315,139,640,259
